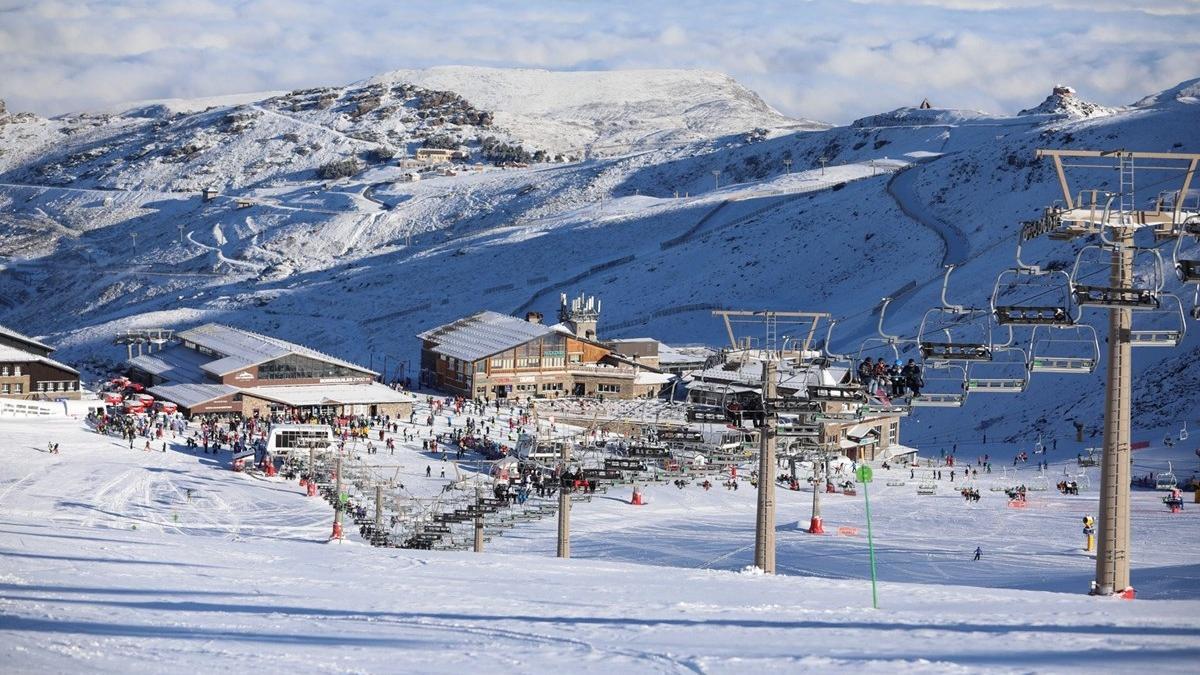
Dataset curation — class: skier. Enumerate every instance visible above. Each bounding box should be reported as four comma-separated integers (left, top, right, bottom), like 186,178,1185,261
973,546,982,561
426,465,432,478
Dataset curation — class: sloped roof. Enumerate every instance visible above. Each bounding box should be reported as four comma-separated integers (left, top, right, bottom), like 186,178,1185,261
0,323,54,353
0,344,79,375
177,323,375,376
418,311,552,362
243,382,415,406
147,382,239,408
128,346,212,384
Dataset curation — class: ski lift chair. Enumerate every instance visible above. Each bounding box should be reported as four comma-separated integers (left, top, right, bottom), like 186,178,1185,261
1156,462,1178,490
992,239,1078,327
919,266,994,363
908,362,968,408
812,319,871,404
856,298,917,416
1172,216,1200,283
1070,244,1165,310
1129,293,1188,347
1028,324,1100,375
965,330,1029,394
1029,469,1049,492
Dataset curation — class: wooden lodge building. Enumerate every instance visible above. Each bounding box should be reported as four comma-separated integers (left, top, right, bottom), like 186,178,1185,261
127,323,413,418
418,294,672,401
0,324,82,400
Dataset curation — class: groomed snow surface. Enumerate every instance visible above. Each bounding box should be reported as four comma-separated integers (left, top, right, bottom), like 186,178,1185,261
2,412,1199,673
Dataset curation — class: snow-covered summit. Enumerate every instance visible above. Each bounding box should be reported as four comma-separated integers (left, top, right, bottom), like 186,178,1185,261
1135,77,1200,108
1018,85,1116,119
366,66,825,154
850,105,990,128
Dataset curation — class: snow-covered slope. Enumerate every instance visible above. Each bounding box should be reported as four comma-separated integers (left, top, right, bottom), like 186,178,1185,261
2,409,1198,672
368,66,825,155
0,72,1198,455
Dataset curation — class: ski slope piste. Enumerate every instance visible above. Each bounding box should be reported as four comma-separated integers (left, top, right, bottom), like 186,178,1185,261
1,405,1199,673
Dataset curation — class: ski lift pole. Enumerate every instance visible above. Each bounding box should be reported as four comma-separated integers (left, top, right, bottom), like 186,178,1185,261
857,464,879,610
474,485,485,553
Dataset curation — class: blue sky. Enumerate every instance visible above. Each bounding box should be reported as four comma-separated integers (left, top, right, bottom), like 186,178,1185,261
1,0,1197,123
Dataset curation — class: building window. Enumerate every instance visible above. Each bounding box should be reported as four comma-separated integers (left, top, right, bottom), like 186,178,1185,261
540,382,563,391
1,366,8,376
14,384,22,394
1,384,8,394
257,353,367,381
475,361,486,373
490,357,513,370
569,354,581,363
516,357,540,368
13,366,20,376
598,383,621,393
888,423,898,445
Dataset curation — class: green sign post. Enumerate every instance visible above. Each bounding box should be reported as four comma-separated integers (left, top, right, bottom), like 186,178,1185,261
856,465,879,609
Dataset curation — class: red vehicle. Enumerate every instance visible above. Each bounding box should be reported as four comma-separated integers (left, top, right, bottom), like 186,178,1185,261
102,392,124,405
126,382,145,393
157,401,178,415
135,393,155,405
123,401,146,415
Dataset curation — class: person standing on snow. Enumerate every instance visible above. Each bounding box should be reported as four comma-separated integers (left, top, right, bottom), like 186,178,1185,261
973,546,982,561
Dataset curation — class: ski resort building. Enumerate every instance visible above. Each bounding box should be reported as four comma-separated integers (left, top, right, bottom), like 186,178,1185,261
0,324,82,400
683,358,908,463
418,295,671,400
126,323,413,418
606,338,716,375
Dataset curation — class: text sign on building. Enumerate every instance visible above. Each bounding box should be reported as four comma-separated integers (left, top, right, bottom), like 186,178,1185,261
234,371,254,381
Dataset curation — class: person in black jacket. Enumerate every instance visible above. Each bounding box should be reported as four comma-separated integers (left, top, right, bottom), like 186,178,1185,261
903,360,923,397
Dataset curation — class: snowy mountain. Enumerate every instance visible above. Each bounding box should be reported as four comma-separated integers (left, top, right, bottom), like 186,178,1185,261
1,70,1199,453
368,66,826,154
1018,85,1116,119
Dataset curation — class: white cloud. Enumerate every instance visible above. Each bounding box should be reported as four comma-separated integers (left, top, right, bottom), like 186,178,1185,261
0,0,1196,124
847,0,1200,16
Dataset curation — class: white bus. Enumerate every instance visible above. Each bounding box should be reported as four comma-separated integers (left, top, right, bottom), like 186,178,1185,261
266,424,336,458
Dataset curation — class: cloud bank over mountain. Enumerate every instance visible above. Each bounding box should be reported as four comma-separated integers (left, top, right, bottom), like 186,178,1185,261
1,0,1197,123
